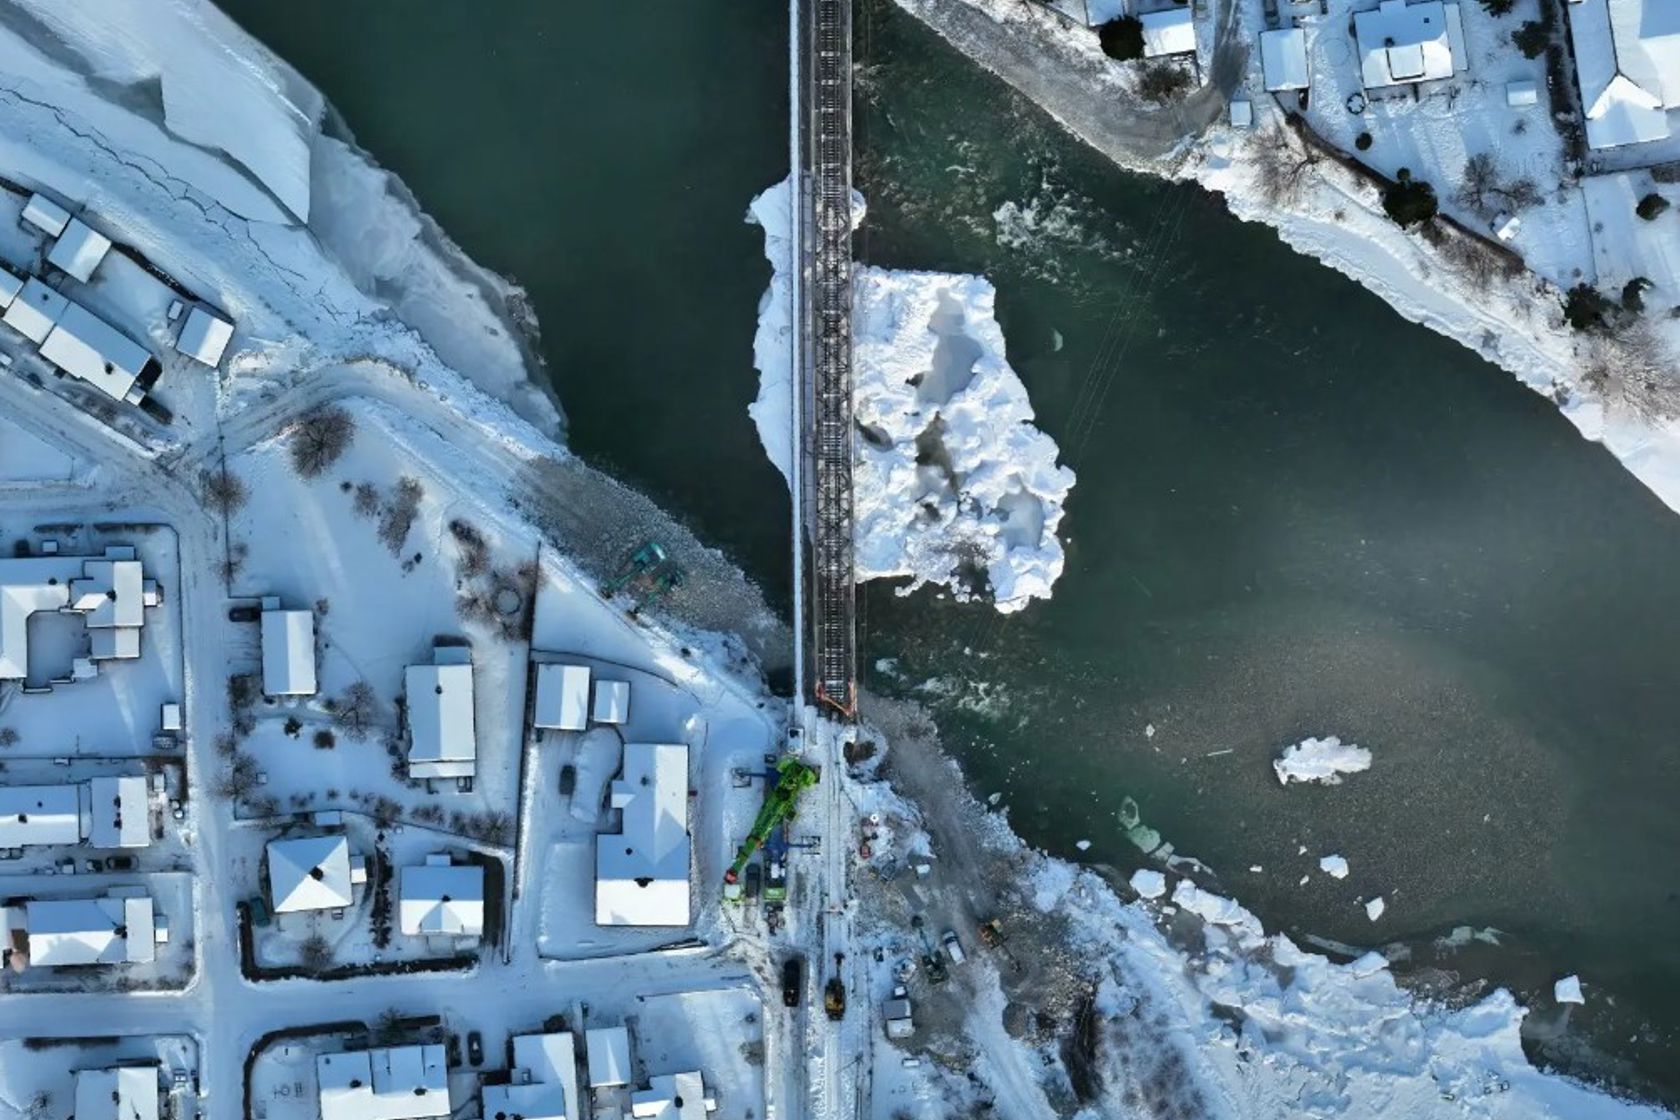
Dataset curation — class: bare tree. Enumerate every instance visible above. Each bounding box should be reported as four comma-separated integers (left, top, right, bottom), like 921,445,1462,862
378,476,425,556
1251,129,1320,208
330,680,382,740
199,465,248,515
1136,61,1193,106
212,752,260,801
289,406,357,479
352,482,381,519
1455,152,1542,218
24,1091,51,1120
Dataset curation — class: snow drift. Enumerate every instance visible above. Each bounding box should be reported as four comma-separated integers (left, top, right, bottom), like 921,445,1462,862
747,177,1076,612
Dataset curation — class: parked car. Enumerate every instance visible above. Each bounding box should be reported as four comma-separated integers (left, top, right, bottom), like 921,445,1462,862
941,930,965,966
744,862,762,902
106,854,136,872
558,764,576,797
466,1031,484,1067
781,957,804,1007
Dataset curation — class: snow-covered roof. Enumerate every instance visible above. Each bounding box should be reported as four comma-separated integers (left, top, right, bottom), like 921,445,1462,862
47,218,113,282
39,300,153,401
3,277,68,344
176,305,234,366
26,894,156,966
631,1071,711,1120
1,550,150,681
89,775,150,849
317,1045,450,1120
481,1032,579,1120
0,569,70,680
399,860,484,938
1140,7,1196,56
75,1066,159,1120
406,659,477,778
533,662,591,730
0,264,22,310
268,833,356,912
22,193,70,237
1261,28,1310,91
595,743,691,927
1506,79,1540,106
1571,0,1677,146
1610,0,1680,105
593,679,631,725
260,608,317,696
585,1027,632,1088
0,784,82,847
1355,0,1456,87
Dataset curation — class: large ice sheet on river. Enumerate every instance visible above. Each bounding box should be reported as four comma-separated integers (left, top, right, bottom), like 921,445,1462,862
748,178,1075,612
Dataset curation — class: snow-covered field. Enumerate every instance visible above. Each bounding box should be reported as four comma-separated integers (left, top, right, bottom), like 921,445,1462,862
749,178,1076,612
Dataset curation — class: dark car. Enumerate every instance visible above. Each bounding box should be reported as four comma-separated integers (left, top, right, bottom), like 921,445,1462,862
744,862,762,902
781,957,804,1008
106,854,136,872
466,1031,484,1067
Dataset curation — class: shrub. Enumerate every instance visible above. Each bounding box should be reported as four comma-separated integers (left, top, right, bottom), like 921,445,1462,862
1478,0,1515,14
378,476,425,556
1623,277,1653,314
1514,19,1549,58
289,406,355,479
314,729,336,749
1355,132,1373,151
199,466,247,515
1137,61,1194,105
1097,17,1145,60
1383,170,1439,227
1637,192,1670,220
298,933,333,972
1564,283,1615,332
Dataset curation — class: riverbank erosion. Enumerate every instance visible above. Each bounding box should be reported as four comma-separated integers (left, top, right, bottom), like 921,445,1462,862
886,0,1680,520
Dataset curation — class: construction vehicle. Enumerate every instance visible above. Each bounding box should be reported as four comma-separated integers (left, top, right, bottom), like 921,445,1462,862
977,918,1006,948
824,953,847,1020
723,757,820,893
911,917,948,985
601,541,687,611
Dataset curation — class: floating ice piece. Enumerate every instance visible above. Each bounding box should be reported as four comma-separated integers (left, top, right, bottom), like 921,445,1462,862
1319,854,1350,879
1298,874,1310,886
1076,839,1092,851
1555,975,1585,1004
1248,865,1263,873
987,792,1003,805
1145,723,1156,739
1130,869,1168,900
1365,896,1387,921
1273,736,1373,785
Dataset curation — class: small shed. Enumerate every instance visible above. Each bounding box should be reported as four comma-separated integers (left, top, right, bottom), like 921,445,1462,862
176,306,234,367
1506,79,1539,107
592,679,631,725
47,219,113,283
533,662,591,731
21,193,70,238
1261,28,1310,91
585,1026,632,1088
1229,98,1254,128
1140,8,1196,57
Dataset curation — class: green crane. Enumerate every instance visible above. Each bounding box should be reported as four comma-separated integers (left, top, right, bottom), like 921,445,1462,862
723,757,820,892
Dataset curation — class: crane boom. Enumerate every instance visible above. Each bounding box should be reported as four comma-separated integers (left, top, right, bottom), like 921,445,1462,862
724,757,820,886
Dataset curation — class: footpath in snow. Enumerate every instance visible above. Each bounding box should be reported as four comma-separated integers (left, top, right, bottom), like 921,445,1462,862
748,177,1075,613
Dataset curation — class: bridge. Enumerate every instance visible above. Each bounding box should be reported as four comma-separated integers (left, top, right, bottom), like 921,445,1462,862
792,0,858,721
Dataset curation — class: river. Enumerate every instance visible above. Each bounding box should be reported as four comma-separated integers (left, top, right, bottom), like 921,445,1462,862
222,0,1680,1100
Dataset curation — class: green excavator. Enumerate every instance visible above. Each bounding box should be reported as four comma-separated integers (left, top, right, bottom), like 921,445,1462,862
723,756,820,897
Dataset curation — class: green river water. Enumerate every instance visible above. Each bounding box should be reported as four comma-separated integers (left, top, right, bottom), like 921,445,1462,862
223,0,1680,1099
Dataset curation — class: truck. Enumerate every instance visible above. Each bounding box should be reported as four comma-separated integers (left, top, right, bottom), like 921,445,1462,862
782,957,804,1007
941,930,965,966
824,977,846,1020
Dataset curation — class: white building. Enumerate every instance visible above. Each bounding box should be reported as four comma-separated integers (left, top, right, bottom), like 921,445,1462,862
632,1072,716,1120
481,1032,580,1120
1140,7,1196,57
596,744,691,927
0,548,159,684
533,662,591,731
20,893,158,966
406,647,477,780
399,854,484,939
1354,0,1465,88
1261,28,1310,91
47,218,113,283
260,605,317,696
175,305,234,367
0,777,150,849
3,276,68,344
88,775,151,848
585,1027,632,1089
74,1066,159,1120
39,300,153,402
592,679,631,725
1568,0,1680,147
317,1045,450,1120
0,264,22,310
267,833,365,913
21,193,70,238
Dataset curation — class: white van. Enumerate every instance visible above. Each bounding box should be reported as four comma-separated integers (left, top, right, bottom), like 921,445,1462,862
941,929,965,965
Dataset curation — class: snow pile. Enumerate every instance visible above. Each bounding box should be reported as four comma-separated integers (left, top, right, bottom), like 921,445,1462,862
747,178,1076,612
1274,735,1373,785
1319,853,1351,879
